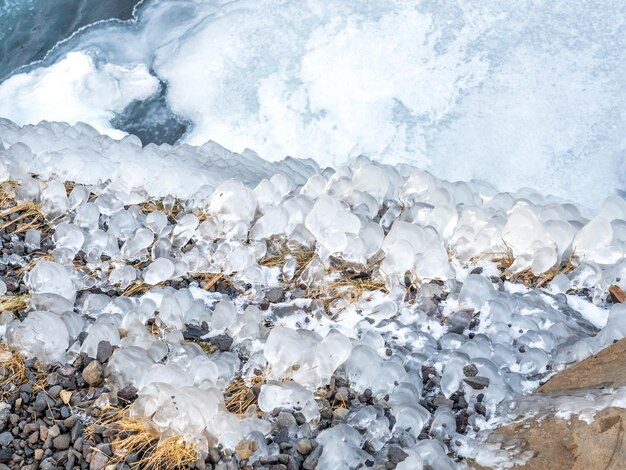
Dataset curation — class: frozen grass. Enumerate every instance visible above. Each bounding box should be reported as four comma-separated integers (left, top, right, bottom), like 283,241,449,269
224,374,265,416
0,343,27,399
0,294,30,313
89,406,199,470
0,182,45,236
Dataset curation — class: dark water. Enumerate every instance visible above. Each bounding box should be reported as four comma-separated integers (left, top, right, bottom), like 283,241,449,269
0,0,141,82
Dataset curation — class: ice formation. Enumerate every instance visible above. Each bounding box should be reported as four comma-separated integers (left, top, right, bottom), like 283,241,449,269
0,119,624,468
1,0,624,207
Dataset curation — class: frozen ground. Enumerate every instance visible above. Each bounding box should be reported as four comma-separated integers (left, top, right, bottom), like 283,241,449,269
0,120,625,469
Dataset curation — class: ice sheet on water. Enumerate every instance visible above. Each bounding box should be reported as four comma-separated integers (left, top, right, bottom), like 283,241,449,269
2,0,624,207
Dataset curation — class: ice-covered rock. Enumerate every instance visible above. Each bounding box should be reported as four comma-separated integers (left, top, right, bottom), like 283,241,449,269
258,381,319,422
6,311,69,362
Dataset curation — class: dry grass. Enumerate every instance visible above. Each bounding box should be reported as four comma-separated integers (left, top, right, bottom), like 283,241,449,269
139,198,212,224
260,239,388,313
191,272,226,291
89,407,199,470
510,256,577,288
224,374,264,416
259,241,317,278
492,243,515,271
122,282,165,297
0,182,45,236
185,339,214,355
0,294,30,313
312,275,387,313
0,343,27,400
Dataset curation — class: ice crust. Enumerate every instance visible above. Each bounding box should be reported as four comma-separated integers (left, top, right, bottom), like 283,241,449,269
0,120,625,467
1,0,624,208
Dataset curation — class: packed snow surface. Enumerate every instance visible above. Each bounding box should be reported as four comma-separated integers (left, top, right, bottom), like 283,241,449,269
1,0,624,208
0,120,625,468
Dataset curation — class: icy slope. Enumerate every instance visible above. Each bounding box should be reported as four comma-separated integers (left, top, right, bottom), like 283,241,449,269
0,0,624,207
0,120,625,468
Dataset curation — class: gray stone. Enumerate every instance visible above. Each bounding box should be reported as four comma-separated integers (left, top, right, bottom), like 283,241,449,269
0,448,11,464
303,445,322,470
0,433,11,447
209,334,233,352
463,364,479,377
463,376,490,390
276,411,296,429
207,447,221,464
48,425,60,439
40,458,57,470
387,445,408,464
266,288,284,303
52,434,71,450
96,341,113,363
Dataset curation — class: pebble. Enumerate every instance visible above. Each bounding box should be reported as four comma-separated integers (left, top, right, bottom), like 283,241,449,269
296,439,312,455
302,445,322,470
0,449,11,464
82,360,104,387
265,288,284,303
89,451,109,470
387,445,408,464
276,411,296,429
0,433,11,447
53,433,71,450
463,376,490,390
475,403,487,416
463,363,479,377
209,334,233,352
96,341,113,363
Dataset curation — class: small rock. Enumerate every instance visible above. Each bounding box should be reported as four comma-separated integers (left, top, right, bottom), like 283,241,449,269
207,447,221,464
235,439,258,460
0,449,10,464
0,405,8,432
433,395,454,408
48,425,60,439
60,390,72,405
40,458,57,470
387,445,408,465
209,334,233,352
89,451,109,470
52,434,71,450
96,341,113,363
48,385,62,398
303,445,322,470
293,412,306,425
82,361,104,387
463,376,490,390
475,403,487,416
266,288,284,303
117,385,137,403
463,364,479,377
276,411,296,429
0,433,11,447
34,449,44,460
608,285,626,303
296,439,312,455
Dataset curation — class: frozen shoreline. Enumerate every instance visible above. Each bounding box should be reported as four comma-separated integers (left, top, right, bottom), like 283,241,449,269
0,119,624,469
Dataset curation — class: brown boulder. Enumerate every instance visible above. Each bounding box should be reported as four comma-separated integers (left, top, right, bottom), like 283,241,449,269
471,338,626,469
